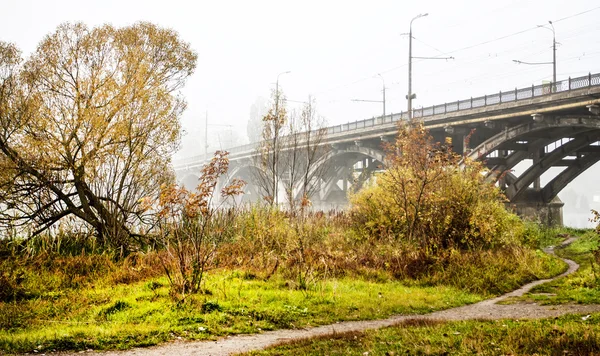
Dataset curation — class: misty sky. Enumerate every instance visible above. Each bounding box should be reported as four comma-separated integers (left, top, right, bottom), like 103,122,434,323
2,0,599,226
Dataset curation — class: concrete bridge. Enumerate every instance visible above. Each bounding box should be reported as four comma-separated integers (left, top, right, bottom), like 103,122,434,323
175,73,600,224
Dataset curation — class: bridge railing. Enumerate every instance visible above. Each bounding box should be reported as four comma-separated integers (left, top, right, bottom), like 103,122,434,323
411,73,600,119
175,72,600,168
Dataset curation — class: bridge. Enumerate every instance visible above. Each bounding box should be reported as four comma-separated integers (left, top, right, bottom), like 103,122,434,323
175,73,600,224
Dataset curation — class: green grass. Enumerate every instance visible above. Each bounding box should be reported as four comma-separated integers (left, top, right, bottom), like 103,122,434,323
416,247,566,296
505,230,600,305
245,314,600,355
0,224,577,354
0,271,482,354
0,245,566,354
244,228,600,356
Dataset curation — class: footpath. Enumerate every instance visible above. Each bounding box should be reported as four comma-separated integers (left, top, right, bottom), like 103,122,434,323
57,237,600,356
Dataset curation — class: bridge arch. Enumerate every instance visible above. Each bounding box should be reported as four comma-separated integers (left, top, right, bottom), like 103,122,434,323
313,145,387,170
466,115,600,204
306,145,386,208
222,162,265,204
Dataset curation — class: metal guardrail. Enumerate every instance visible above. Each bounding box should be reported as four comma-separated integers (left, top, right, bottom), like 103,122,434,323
175,72,600,168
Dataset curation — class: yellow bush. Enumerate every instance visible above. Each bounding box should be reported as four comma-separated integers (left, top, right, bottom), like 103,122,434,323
349,121,523,252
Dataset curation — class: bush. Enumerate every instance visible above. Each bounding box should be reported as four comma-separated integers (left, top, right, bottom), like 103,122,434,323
350,121,522,253
227,207,340,289
154,151,245,299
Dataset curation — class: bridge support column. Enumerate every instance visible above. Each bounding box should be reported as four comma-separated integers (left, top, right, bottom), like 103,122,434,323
511,190,564,226
532,148,544,191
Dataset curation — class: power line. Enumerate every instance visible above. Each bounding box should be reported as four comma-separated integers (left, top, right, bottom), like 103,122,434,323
313,5,600,99
427,5,600,59
413,37,446,55
553,5,600,23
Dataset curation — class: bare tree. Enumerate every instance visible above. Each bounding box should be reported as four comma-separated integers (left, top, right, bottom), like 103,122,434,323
281,97,328,213
252,88,288,206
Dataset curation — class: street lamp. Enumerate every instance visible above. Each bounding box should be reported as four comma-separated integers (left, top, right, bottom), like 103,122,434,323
540,21,557,89
407,13,428,119
513,21,556,91
272,70,290,205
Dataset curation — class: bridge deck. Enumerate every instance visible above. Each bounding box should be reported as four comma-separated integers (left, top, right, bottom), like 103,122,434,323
175,73,600,170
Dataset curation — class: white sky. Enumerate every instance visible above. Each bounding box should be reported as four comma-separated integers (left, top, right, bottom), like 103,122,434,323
2,0,600,225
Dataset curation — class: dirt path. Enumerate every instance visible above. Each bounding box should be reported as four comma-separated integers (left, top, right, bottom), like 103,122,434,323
57,238,600,356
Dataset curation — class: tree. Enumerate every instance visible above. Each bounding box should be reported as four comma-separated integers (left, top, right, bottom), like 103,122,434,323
252,88,288,205
381,122,456,244
0,23,197,250
280,97,328,213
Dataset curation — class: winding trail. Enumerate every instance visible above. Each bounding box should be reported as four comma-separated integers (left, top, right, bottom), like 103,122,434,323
60,238,600,356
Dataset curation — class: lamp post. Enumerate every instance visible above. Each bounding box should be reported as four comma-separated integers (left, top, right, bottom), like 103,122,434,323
407,13,428,119
542,21,557,89
513,21,556,91
272,70,290,206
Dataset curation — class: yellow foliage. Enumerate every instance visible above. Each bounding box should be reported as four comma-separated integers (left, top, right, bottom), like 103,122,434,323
0,22,197,249
350,120,523,252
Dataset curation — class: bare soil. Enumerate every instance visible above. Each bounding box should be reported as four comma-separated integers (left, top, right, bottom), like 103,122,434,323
54,238,600,356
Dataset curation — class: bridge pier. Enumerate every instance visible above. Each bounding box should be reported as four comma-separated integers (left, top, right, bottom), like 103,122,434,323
511,189,564,226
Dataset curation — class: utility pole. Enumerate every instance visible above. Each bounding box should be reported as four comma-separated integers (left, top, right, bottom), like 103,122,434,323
407,13,427,120
351,74,386,119
514,21,557,91
204,112,235,155
405,13,453,119
550,20,557,91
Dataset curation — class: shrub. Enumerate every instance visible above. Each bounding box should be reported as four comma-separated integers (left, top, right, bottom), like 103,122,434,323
153,151,245,299
350,121,521,253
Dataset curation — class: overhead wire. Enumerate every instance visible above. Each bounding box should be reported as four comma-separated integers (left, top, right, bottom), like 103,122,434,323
423,49,600,95
416,40,547,80
313,5,600,103
413,37,446,55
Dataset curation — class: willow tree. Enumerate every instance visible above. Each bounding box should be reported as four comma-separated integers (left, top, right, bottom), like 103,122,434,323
0,22,197,249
